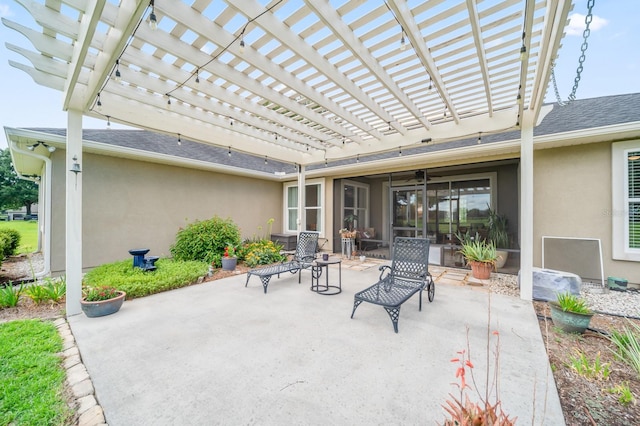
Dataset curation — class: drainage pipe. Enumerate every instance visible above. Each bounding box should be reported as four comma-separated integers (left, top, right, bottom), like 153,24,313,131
9,142,52,278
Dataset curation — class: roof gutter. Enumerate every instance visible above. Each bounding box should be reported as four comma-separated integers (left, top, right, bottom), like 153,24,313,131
8,140,52,279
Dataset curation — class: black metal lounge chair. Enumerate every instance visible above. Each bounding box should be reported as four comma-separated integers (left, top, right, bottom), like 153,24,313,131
351,237,434,333
245,231,319,293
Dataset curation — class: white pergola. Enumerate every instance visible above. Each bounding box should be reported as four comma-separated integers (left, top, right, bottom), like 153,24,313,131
3,0,573,313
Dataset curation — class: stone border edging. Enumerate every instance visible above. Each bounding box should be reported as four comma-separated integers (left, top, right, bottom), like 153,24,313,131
54,318,108,426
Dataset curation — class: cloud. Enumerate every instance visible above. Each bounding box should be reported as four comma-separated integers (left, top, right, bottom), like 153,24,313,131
0,4,13,18
566,13,608,36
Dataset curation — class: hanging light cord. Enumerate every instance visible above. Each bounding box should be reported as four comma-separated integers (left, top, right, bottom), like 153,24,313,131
166,0,283,97
550,0,595,106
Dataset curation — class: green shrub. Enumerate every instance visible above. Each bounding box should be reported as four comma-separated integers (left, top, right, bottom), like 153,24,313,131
240,239,286,267
83,258,209,299
0,228,21,258
170,216,241,264
0,283,23,308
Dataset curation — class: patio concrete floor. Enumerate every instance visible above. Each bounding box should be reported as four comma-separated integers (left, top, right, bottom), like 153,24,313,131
69,260,564,425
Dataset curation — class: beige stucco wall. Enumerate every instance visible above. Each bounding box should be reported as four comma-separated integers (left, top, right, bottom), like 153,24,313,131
533,141,639,284
50,151,283,274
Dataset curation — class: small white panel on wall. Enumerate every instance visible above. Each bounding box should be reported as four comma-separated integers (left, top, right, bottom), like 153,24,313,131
542,236,604,287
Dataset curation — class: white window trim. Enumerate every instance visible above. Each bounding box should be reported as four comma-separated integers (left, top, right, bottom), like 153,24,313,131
612,140,640,261
283,179,324,235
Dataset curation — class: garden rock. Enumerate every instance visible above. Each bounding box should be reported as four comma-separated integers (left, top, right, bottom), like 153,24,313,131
522,267,582,301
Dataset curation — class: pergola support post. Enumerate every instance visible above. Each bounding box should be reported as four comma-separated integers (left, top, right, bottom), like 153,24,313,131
519,118,534,301
65,110,83,316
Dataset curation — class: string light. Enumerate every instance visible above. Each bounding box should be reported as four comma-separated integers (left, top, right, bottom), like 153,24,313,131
325,157,328,167
264,156,268,164
356,154,359,163
398,146,402,156
517,93,523,105
520,45,527,60
428,76,433,93
177,134,182,146
96,93,102,111
400,32,406,51
239,38,246,54
228,146,231,157
106,116,111,129
477,132,482,144
195,68,199,83
149,0,158,31
167,95,172,109
114,60,121,82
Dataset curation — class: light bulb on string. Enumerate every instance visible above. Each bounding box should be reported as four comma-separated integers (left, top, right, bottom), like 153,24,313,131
228,146,232,157
239,38,245,54
106,116,111,129
114,60,121,82
177,134,182,146
477,132,482,144
149,0,157,30
96,93,102,111
195,69,200,83
400,33,406,51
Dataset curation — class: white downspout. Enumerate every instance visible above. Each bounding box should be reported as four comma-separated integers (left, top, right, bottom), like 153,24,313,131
10,142,52,278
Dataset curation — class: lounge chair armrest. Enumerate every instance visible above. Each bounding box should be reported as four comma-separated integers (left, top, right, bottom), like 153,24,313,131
378,265,391,280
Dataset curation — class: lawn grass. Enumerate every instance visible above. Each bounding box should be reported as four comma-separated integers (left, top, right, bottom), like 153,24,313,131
0,319,72,425
0,220,38,254
83,258,210,299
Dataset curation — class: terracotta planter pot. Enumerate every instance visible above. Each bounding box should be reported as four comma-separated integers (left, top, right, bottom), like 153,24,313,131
469,261,493,280
549,301,594,334
80,291,126,318
221,257,237,271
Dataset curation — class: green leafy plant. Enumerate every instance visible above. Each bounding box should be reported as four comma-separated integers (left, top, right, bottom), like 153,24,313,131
609,320,640,378
567,350,611,380
457,239,497,264
486,206,509,249
24,284,50,304
83,258,209,299
42,277,66,303
170,216,241,263
555,292,591,314
83,285,121,302
0,282,22,308
240,239,286,267
606,382,636,405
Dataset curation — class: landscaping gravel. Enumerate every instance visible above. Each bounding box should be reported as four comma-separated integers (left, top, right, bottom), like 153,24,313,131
488,272,640,318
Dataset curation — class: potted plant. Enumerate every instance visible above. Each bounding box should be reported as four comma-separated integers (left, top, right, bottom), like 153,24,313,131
458,238,497,280
80,285,126,317
221,244,237,271
487,206,510,269
549,292,594,334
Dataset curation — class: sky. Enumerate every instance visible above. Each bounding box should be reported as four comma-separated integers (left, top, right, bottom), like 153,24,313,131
0,0,638,149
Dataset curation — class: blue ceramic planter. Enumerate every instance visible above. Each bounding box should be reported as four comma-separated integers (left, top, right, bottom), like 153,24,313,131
549,301,593,334
81,291,126,318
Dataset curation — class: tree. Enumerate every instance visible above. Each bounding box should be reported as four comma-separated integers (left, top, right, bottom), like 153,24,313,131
0,148,39,214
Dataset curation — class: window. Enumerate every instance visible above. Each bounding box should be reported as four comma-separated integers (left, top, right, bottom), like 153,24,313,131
284,181,323,234
342,181,369,229
612,140,640,261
